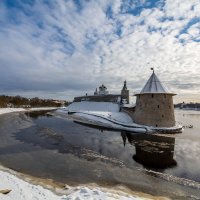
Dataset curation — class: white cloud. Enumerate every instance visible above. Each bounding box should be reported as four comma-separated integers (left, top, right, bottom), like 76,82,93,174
187,23,200,39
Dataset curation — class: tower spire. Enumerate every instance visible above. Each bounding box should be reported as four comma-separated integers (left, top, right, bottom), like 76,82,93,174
123,80,127,90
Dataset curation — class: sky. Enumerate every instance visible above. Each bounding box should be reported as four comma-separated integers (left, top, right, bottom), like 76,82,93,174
0,0,200,103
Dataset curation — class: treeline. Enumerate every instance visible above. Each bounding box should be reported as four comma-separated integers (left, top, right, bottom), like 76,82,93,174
0,95,68,108
174,102,200,109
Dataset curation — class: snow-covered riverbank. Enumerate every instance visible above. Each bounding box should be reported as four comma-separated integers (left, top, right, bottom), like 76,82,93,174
0,107,58,115
0,167,156,200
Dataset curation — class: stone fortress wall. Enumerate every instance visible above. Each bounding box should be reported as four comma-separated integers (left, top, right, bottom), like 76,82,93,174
73,94,121,103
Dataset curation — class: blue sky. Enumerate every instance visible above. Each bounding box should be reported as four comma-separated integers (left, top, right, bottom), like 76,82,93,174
0,0,200,102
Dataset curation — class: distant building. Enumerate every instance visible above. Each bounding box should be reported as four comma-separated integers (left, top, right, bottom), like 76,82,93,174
133,70,176,127
74,82,129,103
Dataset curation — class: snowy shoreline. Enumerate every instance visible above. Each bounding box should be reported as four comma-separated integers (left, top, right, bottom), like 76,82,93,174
0,164,159,200
0,107,58,115
0,108,166,200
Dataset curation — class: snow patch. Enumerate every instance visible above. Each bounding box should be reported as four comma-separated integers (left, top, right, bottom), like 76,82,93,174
67,102,120,112
0,107,58,115
0,108,25,115
71,112,148,133
83,111,133,124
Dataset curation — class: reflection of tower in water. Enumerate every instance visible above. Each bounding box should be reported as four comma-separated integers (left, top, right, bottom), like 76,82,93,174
121,132,177,169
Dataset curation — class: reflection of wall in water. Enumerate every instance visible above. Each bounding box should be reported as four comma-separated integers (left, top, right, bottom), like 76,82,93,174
121,132,177,169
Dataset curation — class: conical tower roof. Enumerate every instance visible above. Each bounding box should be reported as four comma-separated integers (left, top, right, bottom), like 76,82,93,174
136,70,175,95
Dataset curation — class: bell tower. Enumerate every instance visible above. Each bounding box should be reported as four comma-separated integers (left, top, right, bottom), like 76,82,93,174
121,80,129,104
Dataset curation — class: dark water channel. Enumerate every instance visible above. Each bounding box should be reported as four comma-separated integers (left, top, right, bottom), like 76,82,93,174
0,110,200,199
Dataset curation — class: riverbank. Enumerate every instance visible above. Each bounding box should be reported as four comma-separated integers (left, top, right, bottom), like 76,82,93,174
0,164,160,200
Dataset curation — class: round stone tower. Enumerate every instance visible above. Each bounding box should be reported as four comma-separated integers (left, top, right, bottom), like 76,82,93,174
133,69,176,127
